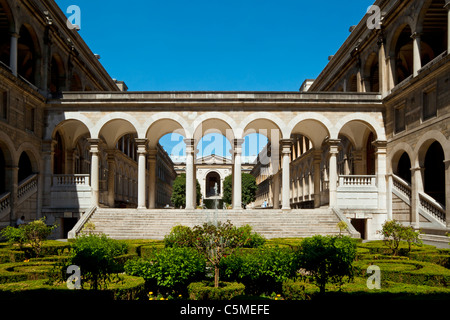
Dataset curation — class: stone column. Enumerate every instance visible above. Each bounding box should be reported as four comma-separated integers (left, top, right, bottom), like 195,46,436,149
444,159,450,228
273,173,280,209
88,139,100,207
136,139,147,209
328,139,340,207
184,139,195,210
410,166,424,228
41,140,54,208
387,174,393,220
106,150,116,208
281,139,292,210
373,140,388,212
411,32,422,77
313,150,322,208
233,139,244,209
147,149,157,209
9,33,19,76
378,33,388,93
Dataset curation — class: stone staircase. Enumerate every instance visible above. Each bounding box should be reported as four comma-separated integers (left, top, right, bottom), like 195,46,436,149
84,207,348,240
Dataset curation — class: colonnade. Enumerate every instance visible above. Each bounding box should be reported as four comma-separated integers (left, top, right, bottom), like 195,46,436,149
86,136,388,211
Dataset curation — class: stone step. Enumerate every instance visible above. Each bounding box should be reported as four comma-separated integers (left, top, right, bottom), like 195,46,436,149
82,207,348,240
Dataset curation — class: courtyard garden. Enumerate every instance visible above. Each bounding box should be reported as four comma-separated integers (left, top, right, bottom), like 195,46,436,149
0,218,449,302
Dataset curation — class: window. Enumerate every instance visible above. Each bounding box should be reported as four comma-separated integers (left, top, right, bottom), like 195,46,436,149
25,106,35,132
394,104,405,133
422,87,437,121
0,90,7,120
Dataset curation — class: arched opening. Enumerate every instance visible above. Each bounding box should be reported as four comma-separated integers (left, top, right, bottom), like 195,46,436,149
424,141,445,205
18,25,39,85
364,52,379,92
49,54,66,95
366,132,376,175
394,25,414,84
205,171,221,198
53,131,65,174
337,135,355,175
396,152,411,184
0,0,14,67
18,151,33,182
337,119,378,176
419,0,447,64
147,119,187,208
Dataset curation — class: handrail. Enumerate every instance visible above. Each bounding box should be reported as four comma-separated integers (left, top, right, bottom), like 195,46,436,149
339,175,377,186
18,173,38,200
392,174,411,199
67,206,97,239
419,192,446,224
52,174,90,186
0,192,11,212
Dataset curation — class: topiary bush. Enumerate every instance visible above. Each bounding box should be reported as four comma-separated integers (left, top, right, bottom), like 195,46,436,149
187,281,245,300
297,235,357,294
220,246,299,295
68,233,128,290
124,247,206,295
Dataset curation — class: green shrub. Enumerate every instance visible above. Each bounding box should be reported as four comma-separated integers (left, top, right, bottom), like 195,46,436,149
0,218,57,257
297,235,357,294
220,246,298,295
69,234,128,290
124,247,206,295
282,280,317,300
188,281,245,300
378,220,422,256
164,225,195,248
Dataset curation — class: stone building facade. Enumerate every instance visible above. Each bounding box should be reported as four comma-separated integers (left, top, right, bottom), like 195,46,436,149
0,0,448,240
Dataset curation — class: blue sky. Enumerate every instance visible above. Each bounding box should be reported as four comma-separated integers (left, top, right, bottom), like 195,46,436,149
55,0,374,159
56,0,374,91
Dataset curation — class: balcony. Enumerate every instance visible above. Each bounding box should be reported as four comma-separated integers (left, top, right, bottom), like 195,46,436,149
337,175,378,210
50,174,92,209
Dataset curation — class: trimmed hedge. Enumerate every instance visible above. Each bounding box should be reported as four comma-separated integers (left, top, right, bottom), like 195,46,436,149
188,281,245,300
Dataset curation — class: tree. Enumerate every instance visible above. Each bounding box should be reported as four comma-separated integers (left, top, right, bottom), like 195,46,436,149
378,220,422,255
170,173,202,208
0,217,57,257
192,221,248,288
222,173,257,208
297,235,357,294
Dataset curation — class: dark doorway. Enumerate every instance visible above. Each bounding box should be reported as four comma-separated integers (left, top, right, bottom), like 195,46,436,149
18,152,33,182
351,219,366,239
424,141,445,205
397,152,411,184
206,171,220,197
62,218,78,239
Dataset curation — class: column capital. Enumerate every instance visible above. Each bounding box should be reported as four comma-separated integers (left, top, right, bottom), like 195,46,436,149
326,138,340,153
372,139,387,151
87,138,100,153
233,138,245,146
410,31,421,40
410,166,425,173
135,138,148,154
